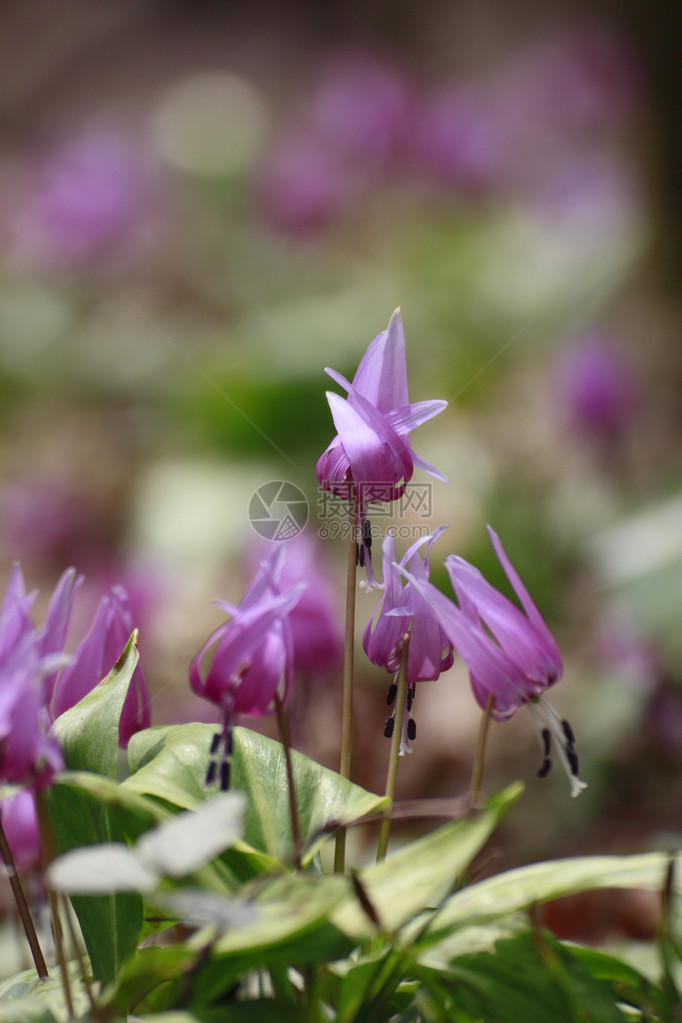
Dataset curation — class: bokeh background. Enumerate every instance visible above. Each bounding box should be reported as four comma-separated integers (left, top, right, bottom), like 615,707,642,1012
1,0,681,959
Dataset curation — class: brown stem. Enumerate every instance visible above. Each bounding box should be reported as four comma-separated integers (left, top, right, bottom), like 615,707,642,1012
274,692,301,871
0,811,48,979
334,493,358,874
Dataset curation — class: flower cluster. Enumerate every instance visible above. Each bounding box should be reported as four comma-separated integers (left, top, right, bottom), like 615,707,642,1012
0,564,150,791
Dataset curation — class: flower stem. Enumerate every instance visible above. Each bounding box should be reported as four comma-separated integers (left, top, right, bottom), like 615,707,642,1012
274,692,301,871
376,633,410,862
334,494,359,874
36,789,74,1017
469,695,495,808
0,812,48,979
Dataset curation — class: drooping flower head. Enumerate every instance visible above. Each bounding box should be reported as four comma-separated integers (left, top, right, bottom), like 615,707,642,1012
364,527,453,753
399,526,586,797
316,309,447,584
53,585,151,748
190,548,305,789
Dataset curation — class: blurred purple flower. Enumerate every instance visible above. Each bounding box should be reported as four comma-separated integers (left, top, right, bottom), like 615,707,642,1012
316,309,447,585
0,565,79,788
307,53,412,171
401,526,586,797
15,129,152,266
53,585,151,748
258,130,352,233
558,331,638,439
364,527,453,753
409,87,501,193
273,535,343,678
0,790,41,873
191,550,305,790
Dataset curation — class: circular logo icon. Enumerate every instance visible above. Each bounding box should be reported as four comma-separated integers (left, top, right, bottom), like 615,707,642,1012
249,481,309,541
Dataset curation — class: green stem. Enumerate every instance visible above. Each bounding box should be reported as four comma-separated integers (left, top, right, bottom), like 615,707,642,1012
469,694,495,808
376,634,410,863
0,810,48,979
274,692,302,871
334,493,358,874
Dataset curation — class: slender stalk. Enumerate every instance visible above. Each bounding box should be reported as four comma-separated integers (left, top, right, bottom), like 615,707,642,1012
274,692,301,871
469,694,495,808
36,790,74,1016
62,895,97,1014
0,812,48,979
376,634,410,863
334,493,359,874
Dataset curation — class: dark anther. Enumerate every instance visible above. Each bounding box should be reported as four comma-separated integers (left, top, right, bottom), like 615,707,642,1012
541,728,551,757
383,716,395,739
363,519,372,550
205,760,217,786
537,757,552,778
407,684,415,712
566,747,580,776
357,543,365,567
220,761,231,791
386,683,397,706
225,730,233,755
210,732,221,756
407,717,416,741
561,719,576,745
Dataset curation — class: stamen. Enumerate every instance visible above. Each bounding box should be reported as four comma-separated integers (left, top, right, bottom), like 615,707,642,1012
541,728,551,757
566,747,580,776
358,544,365,568
537,757,552,778
383,716,395,739
561,719,576,745
205,760,217,785
363,519,372,550
386,683,397,706
225,730,233,755
210,732,221,756
407,683,415,713
220,761,231,791
407,718,416,742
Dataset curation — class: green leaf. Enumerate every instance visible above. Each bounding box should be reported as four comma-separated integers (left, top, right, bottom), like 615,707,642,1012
126,724,389,866
52,631,139,778
416,931,632,1023
428,852,680,941
0,962,89,1023
335,782,524,939
46,780,143,988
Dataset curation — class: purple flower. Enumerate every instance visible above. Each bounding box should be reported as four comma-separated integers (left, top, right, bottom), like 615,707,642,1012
316,309,447,584
364,527,454,753
53,586,151,748
271,535,343,679
0,790,41,873
558,331,637,439
14,129,152,266
190,550,305,790
0,565,80,788
400,526,586,796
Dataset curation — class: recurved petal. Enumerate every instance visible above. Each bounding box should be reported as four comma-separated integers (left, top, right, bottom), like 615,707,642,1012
486,526,563,669
385,399,448,434
351,308,409,412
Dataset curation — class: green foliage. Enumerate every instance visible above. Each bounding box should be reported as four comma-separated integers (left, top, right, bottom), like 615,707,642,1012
19,657,681,1022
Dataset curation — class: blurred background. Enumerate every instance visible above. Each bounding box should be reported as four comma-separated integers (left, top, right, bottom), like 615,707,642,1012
1,0,681,955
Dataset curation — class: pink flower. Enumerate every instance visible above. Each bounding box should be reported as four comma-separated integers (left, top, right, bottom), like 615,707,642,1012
316,309,447,584
190,550,305,790
53,586,150,748
364,527,454,754
400,526,586,796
